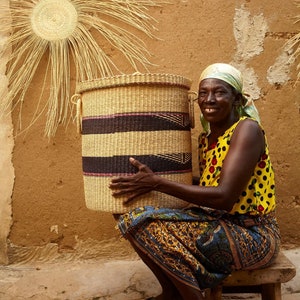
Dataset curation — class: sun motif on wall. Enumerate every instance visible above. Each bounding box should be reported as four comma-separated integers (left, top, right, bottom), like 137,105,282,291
285,0,300,82
0,0,163,137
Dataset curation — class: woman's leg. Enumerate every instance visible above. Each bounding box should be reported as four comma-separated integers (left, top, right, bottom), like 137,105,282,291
128,236,204,300
128,235,182,300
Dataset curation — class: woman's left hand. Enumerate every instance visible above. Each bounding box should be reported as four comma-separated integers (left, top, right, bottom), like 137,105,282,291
109,157,159,204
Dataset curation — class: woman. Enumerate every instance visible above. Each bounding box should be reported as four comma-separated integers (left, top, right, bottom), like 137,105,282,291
110,63,281,300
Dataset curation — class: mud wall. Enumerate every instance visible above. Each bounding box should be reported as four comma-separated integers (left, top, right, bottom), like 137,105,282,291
0,0,14,264
1,0,299,263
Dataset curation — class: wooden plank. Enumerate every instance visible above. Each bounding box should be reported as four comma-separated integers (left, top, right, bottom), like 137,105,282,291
261,283,282,300
208,285,222,300
223,252,296,286
208,252,295,299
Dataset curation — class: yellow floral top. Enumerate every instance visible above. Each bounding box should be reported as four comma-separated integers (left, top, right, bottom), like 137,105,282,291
198,117,276,215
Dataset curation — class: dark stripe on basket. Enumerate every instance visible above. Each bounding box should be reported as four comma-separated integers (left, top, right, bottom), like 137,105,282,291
82,154,192,176
82,112,190,134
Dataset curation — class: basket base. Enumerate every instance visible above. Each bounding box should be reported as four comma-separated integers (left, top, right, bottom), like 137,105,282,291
83,173,191,213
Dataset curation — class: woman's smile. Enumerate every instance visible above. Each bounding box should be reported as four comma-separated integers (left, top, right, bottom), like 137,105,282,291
203,107,218,113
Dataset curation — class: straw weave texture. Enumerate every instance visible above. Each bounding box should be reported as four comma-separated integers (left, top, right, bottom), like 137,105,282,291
78,73,193,213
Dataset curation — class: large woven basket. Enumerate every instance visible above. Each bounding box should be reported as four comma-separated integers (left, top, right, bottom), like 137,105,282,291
75,73,193,213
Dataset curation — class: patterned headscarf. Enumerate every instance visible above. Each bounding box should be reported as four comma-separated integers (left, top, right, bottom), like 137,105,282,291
198,63,260,133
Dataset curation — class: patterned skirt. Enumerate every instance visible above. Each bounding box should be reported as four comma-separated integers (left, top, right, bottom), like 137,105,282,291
118,206,281,290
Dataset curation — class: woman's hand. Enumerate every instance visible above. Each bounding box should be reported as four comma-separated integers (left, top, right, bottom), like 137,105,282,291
109,157,159,204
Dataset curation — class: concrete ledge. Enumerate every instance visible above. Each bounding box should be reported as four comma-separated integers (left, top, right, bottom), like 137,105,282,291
0,249,298,300
0,259,161,300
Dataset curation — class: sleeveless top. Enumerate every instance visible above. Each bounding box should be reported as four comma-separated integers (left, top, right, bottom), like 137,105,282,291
198,117,276,215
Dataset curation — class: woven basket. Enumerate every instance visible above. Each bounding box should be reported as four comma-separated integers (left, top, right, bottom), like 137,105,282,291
76,73,193,213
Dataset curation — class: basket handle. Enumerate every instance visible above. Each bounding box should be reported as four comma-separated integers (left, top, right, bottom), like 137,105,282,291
71,93,82,134
188,91,198,129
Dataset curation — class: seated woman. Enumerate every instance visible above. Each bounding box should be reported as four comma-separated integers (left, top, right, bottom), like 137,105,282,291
110,63,281,300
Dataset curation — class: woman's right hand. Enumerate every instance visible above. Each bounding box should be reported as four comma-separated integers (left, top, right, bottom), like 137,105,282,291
109,157,160,204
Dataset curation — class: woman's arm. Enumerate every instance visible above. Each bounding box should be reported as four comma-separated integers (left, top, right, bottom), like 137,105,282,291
110,119,265,211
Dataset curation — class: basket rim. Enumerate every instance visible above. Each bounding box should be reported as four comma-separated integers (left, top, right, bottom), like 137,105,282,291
77,73,192,93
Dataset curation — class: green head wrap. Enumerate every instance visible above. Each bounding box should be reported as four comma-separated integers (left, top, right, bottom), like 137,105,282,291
199,63,260,133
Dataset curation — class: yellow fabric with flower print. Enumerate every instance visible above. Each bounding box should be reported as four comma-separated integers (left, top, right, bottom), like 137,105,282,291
198,116,276,215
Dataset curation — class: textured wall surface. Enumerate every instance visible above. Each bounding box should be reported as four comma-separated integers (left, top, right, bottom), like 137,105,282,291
0,0,14,264
1,0,299,264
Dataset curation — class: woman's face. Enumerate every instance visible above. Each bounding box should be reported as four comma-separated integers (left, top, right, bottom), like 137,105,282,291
198,78,238,125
